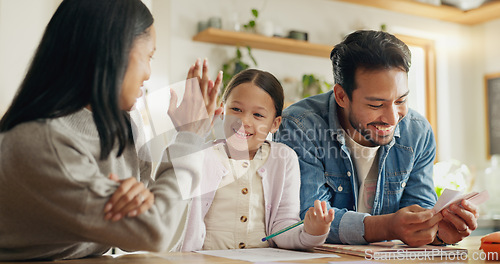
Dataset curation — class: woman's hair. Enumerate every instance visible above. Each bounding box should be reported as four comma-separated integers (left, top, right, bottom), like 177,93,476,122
0,0,154,159
330,30,411,100
222,69,284,117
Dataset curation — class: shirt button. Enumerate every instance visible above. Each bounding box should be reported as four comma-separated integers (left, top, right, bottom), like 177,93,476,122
241,188,248,195
240,216,248,222
401,182,406,188
347,171,351,177
338,185,343,192
242,162,249,168
239,242,246,249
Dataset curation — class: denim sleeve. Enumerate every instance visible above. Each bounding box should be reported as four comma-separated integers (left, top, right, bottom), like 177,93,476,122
274,117,369,245
399,125,438,209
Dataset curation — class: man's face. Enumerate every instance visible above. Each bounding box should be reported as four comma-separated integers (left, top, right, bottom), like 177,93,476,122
337,68,409,147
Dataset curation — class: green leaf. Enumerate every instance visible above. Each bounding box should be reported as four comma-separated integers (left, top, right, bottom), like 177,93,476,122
247,46,258,66
249,20,255,28
252,9,259,18
236,47,242,59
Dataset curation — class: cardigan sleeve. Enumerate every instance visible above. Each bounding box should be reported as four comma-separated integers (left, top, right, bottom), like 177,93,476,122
268,145,328,249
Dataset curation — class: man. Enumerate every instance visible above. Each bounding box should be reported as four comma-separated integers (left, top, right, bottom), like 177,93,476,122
274,30,478,247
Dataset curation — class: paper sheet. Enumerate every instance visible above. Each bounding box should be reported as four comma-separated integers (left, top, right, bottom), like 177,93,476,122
195,248,338,262
433,189,489,213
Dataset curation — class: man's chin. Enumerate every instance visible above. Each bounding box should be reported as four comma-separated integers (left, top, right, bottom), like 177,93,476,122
367,135,394,146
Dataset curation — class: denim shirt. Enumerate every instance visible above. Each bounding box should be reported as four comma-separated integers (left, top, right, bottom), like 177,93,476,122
274,91,437,245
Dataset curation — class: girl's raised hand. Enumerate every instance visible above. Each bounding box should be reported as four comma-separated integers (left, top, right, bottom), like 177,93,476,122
303,200,335,236
167,58,223,136
103,173,154,221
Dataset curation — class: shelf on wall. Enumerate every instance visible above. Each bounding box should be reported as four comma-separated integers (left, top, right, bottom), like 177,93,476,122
192,28,333,58
334,0,500,25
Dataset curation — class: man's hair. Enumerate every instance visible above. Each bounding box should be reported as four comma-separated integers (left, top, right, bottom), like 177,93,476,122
330,30,411,99
0,0,154,159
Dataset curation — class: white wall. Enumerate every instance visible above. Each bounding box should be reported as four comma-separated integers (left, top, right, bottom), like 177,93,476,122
163,0,490,169
0,0,60,114
0,0,496,172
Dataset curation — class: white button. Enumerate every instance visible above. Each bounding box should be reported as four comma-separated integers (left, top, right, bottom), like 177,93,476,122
259,168,265,173
347,171,351,177
338,185,343,192
242,162,249,168
401,182,406,188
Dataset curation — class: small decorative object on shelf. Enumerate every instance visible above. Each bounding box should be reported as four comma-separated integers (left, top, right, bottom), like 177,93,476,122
208,17,222,29
197,17,222,33
288,30,308,41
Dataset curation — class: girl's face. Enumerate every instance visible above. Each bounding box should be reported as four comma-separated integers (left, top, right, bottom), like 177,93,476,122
120,25,156,111
223,82,282,159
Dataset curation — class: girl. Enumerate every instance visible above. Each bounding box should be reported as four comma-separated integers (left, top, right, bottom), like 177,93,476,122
180,69,334,251
0,0,220,260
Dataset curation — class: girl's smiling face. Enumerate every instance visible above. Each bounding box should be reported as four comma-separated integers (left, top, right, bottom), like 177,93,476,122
223,82,282,159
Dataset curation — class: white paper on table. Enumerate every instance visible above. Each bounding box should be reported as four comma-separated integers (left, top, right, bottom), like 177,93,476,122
329,261,379,264
195,248,338,262
433,189,489,213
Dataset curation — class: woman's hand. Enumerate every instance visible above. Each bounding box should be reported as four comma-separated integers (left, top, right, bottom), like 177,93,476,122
103,173,154,221
167,58,223,136
303,200,335,236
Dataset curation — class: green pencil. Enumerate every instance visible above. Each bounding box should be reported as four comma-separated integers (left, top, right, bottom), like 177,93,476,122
261,220,304,242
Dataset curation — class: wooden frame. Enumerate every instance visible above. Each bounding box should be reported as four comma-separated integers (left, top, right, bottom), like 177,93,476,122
484,72,500,159
396,35,438,154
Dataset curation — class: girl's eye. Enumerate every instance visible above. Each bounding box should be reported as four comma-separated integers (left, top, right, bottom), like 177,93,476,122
254,113,264,118
230,107,241,112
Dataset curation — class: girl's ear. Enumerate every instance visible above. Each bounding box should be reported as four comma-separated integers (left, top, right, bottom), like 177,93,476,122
270,116,282,134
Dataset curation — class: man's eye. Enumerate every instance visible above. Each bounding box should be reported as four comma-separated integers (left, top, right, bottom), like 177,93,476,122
369,104,383,108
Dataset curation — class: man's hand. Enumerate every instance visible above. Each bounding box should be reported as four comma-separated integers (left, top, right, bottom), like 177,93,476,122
387,205,442,247
436,199,479,244
364,205,442,247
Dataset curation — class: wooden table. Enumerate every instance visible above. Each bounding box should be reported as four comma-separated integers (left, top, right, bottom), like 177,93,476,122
4,236,494,263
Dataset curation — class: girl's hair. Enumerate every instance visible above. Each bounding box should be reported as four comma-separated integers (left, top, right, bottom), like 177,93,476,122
222,69,284,117
0,0,154,160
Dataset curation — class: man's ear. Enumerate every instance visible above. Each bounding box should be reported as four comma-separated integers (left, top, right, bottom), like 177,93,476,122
334,84,349,108
270,116,282,134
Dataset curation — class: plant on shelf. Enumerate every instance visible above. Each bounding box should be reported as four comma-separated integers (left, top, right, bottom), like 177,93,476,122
242,9,259,33
221,46,258,96
301,74,333,98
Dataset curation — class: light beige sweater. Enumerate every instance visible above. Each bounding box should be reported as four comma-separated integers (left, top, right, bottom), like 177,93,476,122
0,109,201,261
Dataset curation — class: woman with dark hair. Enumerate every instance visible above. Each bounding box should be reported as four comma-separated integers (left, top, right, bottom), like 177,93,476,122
0,0,221,260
